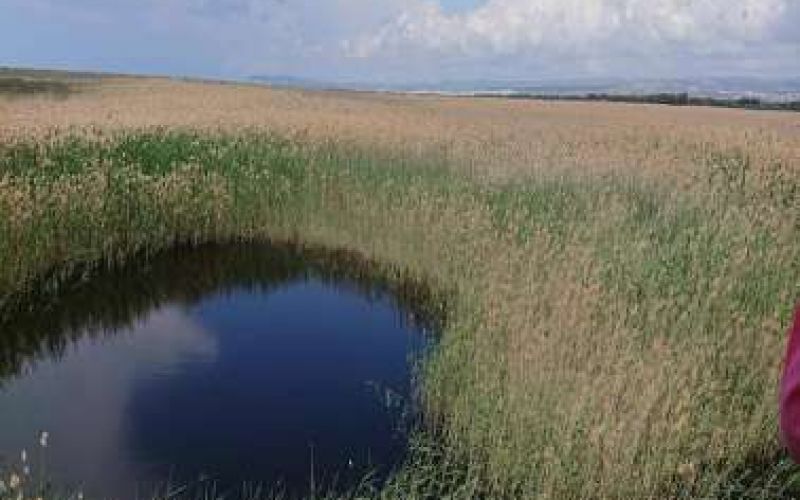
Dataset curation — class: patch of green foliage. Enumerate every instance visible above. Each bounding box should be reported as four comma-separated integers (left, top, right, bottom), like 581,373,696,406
0,77,72,97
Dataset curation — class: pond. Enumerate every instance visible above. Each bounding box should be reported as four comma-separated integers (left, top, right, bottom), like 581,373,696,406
0,242,441,498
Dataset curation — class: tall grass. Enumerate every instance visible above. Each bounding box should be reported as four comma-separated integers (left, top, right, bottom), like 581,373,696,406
0,129,797,499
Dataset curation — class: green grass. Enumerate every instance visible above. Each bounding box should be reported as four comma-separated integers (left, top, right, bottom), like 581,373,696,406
0,77,72,97
0,129,798,499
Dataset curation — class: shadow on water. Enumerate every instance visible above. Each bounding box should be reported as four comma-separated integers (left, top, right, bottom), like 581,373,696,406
0,240,447,381
0,240,448,499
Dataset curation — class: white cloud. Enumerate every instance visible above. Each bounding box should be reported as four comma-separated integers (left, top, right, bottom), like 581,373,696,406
2,0,798,83
348,0,788,59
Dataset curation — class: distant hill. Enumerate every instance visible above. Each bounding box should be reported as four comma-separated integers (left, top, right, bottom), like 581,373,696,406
250,74,800,108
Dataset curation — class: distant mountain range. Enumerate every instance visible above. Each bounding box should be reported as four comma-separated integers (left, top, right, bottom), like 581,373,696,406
250,75,800,104
4,66,797,106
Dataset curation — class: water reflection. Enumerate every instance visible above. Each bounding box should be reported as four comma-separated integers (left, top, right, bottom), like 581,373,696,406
0,241,443,498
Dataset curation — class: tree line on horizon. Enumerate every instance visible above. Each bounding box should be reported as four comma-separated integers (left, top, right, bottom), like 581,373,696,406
477,91,800,111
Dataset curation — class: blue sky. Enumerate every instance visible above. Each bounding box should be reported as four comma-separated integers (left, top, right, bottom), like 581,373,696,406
2,0,798,84
441,0,486,13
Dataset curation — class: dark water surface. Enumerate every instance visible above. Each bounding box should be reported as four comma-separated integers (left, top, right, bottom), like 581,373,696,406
0,242,440,498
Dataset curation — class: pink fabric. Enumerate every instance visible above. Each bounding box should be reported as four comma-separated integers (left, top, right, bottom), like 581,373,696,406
780,304,800,462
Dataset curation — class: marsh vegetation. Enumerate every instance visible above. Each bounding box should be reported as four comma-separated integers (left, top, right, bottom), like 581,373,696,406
0,75,798,499
0,68,87,99
0,77,72,97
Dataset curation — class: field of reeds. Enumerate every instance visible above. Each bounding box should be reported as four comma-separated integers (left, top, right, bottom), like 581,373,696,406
0,72,798,499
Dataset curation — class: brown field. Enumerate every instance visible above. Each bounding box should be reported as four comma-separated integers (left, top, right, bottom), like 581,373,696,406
2,76,798,183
